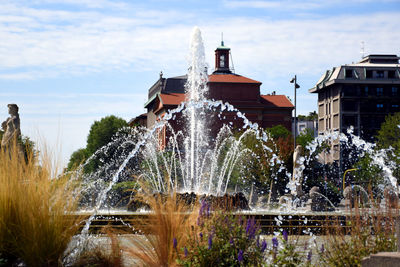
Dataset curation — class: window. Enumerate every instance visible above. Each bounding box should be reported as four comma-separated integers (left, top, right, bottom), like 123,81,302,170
377,87,383,96
219,55,225,68
366,70,373,78
388,70,395,79
376,70,384,78
364,86,369,96
392,87,398,96
343,101,357,111
345,69,353,78
376,104,384,111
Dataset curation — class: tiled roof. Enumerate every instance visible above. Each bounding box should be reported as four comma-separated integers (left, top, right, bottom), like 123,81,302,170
260,95,294,108
159,93,186,106
208,74,261,84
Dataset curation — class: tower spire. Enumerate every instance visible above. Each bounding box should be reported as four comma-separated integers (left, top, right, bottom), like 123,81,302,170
221,32,224,46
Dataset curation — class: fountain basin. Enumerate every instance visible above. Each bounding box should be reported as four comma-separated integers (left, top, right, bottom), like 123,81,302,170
72,210,350,235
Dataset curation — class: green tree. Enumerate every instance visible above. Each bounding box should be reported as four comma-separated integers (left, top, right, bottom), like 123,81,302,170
376,112,400,181
266,124,291,139
67,115,128,172
353,154,384,190
86,115,128,155
67,148,89,170
377,112,400,151
298,111,318,121
296,128,314,150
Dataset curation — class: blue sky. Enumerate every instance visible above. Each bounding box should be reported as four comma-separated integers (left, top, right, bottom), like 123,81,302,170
1,0,399,165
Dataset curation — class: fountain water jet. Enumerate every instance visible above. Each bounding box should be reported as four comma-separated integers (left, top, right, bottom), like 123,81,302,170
65,27,400,265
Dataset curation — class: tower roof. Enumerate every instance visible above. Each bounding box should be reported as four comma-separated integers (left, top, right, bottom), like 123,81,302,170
216,40,230,50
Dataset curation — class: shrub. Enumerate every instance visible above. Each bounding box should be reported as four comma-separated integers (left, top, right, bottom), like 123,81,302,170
179,200,266,267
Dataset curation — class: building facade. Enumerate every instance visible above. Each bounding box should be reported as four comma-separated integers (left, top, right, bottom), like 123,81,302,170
309,54,400,161
292,119,318,138
141,42,294,144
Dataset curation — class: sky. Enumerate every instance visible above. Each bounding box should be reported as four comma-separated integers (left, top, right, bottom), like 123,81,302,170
0,0,399,166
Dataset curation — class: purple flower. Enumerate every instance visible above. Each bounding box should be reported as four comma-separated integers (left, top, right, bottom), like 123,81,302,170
261,240,267,252
238,249,243,262
199,232,203,240
199,200,210,217
321,244,325,253
272,237,278,248
245,217,257,240
184,247,188,257
173,238,177,249
307,250,312,261
282,230,288,242
229,238,234,245
208,235,213,249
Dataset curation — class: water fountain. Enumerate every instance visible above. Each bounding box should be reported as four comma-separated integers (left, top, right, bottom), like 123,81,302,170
66,26,400,264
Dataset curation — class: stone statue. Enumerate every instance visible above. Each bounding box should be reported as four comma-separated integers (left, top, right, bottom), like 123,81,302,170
292,145,304,196
1,104,21,148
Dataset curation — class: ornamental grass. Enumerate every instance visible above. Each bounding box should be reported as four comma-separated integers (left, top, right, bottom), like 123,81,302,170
0,139,83,266
125,189,199,267
318,194,398,267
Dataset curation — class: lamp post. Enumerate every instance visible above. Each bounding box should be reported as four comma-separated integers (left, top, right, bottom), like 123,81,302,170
290,75,300,150
342,168,357,192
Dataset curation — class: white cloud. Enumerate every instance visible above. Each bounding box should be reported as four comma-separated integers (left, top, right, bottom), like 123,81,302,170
0,1,398,83
223,0,399,10
223,0,323,10
1,1,399,164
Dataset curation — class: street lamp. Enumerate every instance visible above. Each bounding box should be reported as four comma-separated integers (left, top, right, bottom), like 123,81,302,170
290,75,300,150
342,168,357,192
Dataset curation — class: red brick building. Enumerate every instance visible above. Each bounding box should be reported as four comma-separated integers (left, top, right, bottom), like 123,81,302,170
141,42,293,144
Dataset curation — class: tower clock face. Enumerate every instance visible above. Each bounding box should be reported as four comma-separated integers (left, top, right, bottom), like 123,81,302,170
220,55,225,68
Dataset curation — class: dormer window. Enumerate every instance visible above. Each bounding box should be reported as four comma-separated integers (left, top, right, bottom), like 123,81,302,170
220,55,225,68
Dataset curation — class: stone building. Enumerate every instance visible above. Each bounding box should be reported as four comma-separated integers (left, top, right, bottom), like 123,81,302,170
309,54,400,161
140,42,294,144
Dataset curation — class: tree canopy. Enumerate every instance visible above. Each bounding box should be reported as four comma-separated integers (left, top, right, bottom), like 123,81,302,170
67,115,128,171
376,112,400,182
266,125,291,139
86,115,128,155
297,111,318,121
377,112,400,152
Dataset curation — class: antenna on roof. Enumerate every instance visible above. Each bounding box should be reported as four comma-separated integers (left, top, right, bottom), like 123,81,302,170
360,41,365,58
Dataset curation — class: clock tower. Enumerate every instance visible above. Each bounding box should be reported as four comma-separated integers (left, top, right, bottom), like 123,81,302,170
214,41,231,74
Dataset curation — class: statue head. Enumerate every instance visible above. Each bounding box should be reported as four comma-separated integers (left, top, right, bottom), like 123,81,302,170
7,104,18,115
1,121,6,131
